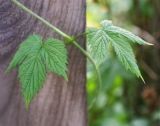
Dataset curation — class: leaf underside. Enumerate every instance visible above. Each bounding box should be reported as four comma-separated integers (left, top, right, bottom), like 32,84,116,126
87,20,151,80
87,28,109,62
7,35,68,107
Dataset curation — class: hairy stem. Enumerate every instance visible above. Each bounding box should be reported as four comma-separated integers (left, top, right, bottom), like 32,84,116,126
12,0,72,41
12,0,102,109
72,41,102,109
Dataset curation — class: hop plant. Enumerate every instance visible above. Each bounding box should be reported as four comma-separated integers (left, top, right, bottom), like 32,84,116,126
87,20,152,81
9,0,152,108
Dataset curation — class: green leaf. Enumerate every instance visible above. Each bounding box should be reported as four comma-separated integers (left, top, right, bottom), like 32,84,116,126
87,28,110,62
87,20,150,81
6,34,42,72
109,35,143,80
101,20,152,45
19,53,46,107
87,28,98,44
41,38,68,79
7,35,68,107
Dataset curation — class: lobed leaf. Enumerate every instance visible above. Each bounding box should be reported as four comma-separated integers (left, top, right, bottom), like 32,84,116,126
87,20,150,80
7,35,68,107
87,29,110,62
109,35,143,80
19,53,46,107
101,20,152,45
41,38,68,79
7,35,42,72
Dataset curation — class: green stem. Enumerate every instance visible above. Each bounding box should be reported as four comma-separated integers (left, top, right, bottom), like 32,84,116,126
12,0,72,41
72,41,102,109
12,0,102,109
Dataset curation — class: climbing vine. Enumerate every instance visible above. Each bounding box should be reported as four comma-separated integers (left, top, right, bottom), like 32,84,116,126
7,0,152,108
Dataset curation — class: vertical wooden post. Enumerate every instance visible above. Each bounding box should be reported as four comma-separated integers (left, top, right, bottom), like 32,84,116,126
0,0,87,126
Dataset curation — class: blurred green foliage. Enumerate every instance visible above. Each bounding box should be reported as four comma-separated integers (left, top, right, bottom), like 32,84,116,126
87,0,159,126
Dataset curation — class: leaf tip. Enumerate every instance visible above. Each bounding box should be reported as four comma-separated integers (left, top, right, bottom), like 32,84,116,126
140,75,145,84
5,66,13,74
64,74,68,81
24,99,31,110
100,20,112,27
145,42,154,46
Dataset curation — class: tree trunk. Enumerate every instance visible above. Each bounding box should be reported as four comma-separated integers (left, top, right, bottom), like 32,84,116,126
0,0,87,126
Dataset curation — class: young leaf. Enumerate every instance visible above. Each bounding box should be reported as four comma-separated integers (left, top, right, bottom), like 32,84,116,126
101,20,152,45
19,53,47,107
109,35,143,80
87,28,98,44
87,28,110,62
87,20,150,80
7,35,68,107
41,38,68,79
6,34,42,72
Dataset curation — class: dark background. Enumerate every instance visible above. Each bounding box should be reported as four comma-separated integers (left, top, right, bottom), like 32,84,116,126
87,0,160,126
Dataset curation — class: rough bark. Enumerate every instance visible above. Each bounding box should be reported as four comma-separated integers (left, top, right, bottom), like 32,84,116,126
0,0,87,126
